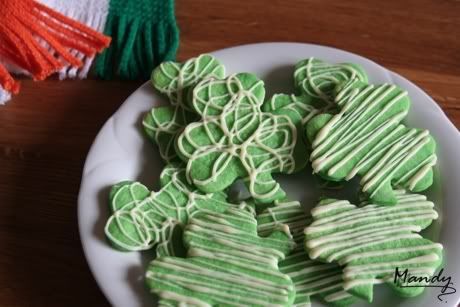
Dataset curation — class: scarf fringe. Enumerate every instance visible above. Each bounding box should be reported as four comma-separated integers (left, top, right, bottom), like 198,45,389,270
37,0,110,79
0,63,18,105
0,0,111,82
94,12,179,80
0,86,12,106
0,63,20,93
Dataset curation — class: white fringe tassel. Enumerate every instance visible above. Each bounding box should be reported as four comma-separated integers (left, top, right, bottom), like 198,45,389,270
37,0,110,79
0,86,11,106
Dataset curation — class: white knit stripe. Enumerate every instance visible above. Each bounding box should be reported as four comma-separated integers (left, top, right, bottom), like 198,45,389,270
0,86,12,106
37,0,110,79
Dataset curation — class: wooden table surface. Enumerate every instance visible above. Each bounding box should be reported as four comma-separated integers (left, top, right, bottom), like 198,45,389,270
0,0,459,306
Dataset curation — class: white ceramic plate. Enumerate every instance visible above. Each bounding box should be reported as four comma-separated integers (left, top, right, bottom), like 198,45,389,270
78,43,460,307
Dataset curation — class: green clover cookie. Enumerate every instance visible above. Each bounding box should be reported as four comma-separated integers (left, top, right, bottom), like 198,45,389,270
257,200,356,306
264,58,368,124
154,200,255,259
263,94,321,172
263,59,368,171
294,57,368,105
104,164,230,252
307,81,437,205
143,54,225,162
304,190,443,302
176,73,298,204
264,94,322,128
146,207,296,306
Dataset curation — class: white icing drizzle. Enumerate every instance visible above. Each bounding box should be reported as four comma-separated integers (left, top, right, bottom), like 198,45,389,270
237,200,256,216
294,57,367,103
142,105,189,162
156,54,225,109
267,94,322,125
395,154,437,190
177,73,297,202
146,207,295,306
263,58,368,167
304,191,443,298
256,201,355,305
144,54,225,162
310,82,437,202
104,166,229,251
158,290,211,307
155,220,182,257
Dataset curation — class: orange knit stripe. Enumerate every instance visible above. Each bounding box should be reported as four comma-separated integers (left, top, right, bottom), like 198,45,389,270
0,0,111,88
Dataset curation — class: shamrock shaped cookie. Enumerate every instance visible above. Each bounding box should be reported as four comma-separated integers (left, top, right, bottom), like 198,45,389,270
264,58,368,128
257,200,356,306
294,57,368,105
307,81,437,205
104,164,230,252
176,73,298,204
263,94,320,172
146,207,296,306
264,94,322,129
263,58,368,171
304,190,443,302
143,54,225,162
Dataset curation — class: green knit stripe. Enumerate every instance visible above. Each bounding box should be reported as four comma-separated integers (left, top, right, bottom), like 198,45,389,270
94,0,179,80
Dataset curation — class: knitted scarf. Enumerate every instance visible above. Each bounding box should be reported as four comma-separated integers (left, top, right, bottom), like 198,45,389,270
94,0,179,80
0,0,179,105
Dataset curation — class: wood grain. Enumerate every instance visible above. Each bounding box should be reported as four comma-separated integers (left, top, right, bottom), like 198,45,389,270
0,1,459,306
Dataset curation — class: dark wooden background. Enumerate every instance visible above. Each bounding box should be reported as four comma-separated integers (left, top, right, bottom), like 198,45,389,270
0,0,459,306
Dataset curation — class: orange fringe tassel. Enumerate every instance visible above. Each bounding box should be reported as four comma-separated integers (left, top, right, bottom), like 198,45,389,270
0,63,20,94
0,0,111,98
